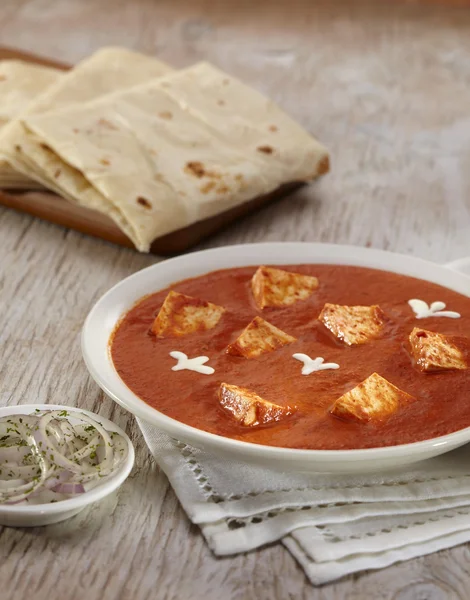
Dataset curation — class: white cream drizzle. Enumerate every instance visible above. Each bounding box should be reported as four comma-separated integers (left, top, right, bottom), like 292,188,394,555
408,299,460,319
169,351,215,375
293,353,340,375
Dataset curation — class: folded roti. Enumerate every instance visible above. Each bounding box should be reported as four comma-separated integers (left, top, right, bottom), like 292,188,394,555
0,47,173,195
0,60,61,188
18,63,329,252
0,60,61,127
160,62,330,180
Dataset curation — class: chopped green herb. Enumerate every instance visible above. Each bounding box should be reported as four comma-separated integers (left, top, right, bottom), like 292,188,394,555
0,409,126,505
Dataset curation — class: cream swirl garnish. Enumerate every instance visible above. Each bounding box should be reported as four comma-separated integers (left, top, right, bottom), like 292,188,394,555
293,353,339,375
170,351,215,375
408,299,460,319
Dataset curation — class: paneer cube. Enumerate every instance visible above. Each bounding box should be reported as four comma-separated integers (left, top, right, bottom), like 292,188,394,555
219,383,294,426
318,303,386,345
330,373,414,423
151,291,225,337
226,316,296,358
251,266,319,309
409,327,467,372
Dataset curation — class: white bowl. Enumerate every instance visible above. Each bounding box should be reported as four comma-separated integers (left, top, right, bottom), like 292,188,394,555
82,243,470,473
0,404,135,526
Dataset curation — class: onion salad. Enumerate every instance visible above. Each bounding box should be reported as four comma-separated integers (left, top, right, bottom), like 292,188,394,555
0,409,128,505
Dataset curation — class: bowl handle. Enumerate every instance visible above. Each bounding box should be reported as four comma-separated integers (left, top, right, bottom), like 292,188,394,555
445,257,470,276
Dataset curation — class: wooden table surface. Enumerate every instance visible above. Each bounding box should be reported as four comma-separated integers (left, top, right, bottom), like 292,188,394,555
2,1,470,598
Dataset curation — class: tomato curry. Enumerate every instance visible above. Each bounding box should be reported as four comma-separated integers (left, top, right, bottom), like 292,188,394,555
110,265,470,450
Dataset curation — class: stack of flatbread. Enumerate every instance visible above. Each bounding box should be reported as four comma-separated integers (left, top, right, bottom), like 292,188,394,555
0,60,61,188
0,47,329,252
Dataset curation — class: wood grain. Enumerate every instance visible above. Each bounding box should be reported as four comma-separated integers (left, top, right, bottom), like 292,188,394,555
0,183,303,255
1,1,470,599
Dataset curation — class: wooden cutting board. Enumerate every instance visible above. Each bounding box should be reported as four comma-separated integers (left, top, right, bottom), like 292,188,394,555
0,46,303,254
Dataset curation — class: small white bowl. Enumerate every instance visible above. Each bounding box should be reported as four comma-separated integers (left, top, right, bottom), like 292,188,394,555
0,404,135,527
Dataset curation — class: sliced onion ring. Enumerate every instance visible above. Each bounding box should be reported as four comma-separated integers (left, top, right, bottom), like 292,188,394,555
0,409,128,505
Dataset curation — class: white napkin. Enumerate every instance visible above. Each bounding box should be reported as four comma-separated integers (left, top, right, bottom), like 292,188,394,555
137,418,470,585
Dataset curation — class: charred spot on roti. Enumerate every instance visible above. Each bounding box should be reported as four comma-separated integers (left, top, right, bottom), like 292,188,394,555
257,145,274,155
137,197,152,209
185,161,206,178
40,143,53,152
14,144,21,152
269,125,278,132
0,74,6,82
159,111,173,120
97,118,118,130
217,99,226,106
73,128,80,133
100,158,111,166
216,184,230,194
317,155,330,176
235,174,244,182
185,161,221,180
200,181,217,194
54,168,61,178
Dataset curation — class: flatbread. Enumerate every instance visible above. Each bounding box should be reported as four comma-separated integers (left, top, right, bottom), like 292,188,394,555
0,47,173,196
0,60,61,126
0,60,61,188
159,62,330,181
17,63,329,251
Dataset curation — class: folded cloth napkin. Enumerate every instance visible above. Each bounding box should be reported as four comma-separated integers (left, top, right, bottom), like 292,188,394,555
137,418,470,585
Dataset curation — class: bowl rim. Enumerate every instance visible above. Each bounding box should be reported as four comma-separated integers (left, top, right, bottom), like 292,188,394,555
0,404,135,514
81,242,470,463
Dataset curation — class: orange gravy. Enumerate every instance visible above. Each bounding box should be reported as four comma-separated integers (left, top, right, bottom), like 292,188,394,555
111,265,470,450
